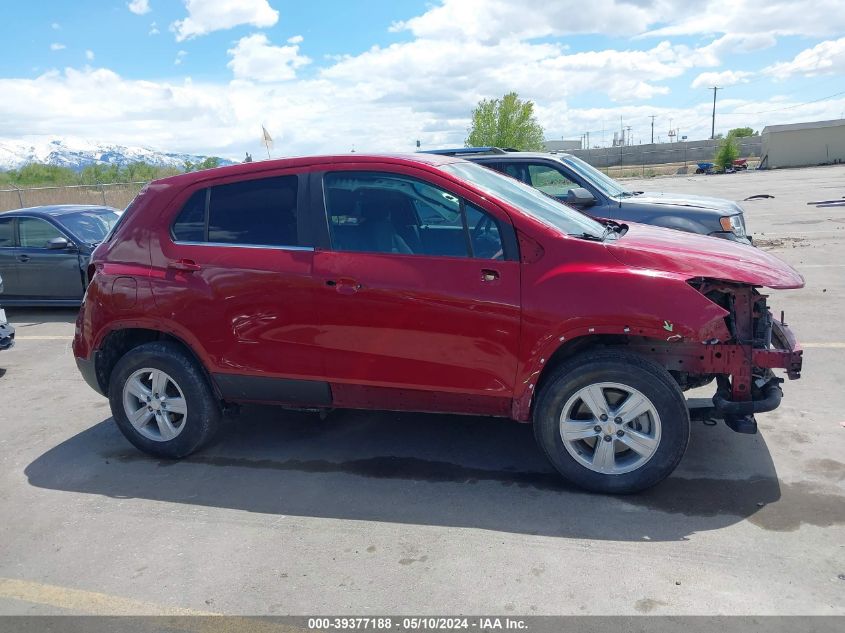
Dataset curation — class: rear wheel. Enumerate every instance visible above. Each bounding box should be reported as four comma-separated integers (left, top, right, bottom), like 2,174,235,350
533,349,689,493
109,341,221,459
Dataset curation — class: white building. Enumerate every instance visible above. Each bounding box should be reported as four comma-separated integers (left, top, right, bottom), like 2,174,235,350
760,119,845,169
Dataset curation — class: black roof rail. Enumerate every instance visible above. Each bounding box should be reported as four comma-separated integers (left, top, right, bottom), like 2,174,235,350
419,147,508,156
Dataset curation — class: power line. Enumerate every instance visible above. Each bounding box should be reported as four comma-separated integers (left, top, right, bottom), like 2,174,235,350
722,89,845,116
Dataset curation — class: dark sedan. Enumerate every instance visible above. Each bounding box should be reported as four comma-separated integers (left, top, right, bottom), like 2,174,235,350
423,148,751,244
0,273,13,350
0,205,120,306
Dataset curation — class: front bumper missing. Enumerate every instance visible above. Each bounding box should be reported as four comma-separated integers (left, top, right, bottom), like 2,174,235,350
753,318,803,379
633,318,802,434
709,319,801,434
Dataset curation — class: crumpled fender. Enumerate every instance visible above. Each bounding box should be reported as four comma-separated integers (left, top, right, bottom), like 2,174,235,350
511,265,731,421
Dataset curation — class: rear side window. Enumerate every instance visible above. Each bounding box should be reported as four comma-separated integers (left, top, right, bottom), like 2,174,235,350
171,176,300,247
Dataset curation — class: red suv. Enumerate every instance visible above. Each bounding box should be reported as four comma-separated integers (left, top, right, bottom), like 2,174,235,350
73,154,804,493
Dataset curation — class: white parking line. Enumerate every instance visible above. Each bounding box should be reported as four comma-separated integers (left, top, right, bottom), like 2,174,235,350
795,263,845,268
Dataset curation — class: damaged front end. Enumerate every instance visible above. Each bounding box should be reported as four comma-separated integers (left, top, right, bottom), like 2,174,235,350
695,280,802,433
634,279,803,434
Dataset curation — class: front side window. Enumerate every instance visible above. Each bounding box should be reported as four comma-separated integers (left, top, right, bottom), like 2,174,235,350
441,161,605,239
171,175,300,247
562,156,630,198
527,164,578,198
18,218,65,248
0,218,13,247
323,171,505,259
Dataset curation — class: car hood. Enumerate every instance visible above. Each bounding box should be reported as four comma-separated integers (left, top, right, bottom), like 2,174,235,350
606,222,804,289
628,191,741,214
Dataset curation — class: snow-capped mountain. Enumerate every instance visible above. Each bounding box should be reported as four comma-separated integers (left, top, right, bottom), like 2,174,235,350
0,137,234,171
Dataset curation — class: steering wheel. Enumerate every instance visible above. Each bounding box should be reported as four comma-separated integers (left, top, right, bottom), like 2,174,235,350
471,215,503,259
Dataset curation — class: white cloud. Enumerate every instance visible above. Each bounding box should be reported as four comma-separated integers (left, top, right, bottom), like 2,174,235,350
51,22,60,30
691,70,754,89
7,0,845,160
227,34,310,82
2,64,844,159
85,50,95,61
694,33,777,67
171,0,279,42
764,37,845,78
128,0,151,15
149,22,160,36
646,0,845,38
50,43,66,51
393,0,845,43
391,0,663,43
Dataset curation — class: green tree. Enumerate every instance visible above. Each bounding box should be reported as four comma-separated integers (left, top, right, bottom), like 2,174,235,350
465,92,545,150
184,156,222,172
715,134,740,171
727,127,755,138
5,163,78,186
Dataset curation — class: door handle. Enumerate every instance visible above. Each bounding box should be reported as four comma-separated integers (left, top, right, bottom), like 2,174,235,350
481,268,499,282
326,279,361,295
167,258,201,272
17,254,30,263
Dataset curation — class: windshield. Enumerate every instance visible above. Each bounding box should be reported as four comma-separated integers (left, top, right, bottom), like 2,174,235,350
441,161,605,238
562,156,632,198
60,210,120,244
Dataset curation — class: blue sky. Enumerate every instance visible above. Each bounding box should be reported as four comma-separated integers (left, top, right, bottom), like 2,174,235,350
2,0,844,157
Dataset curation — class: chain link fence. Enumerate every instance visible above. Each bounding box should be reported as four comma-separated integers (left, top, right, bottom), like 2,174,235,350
0,181,147,213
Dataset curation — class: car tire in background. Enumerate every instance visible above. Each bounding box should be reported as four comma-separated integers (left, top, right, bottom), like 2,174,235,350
533,349,689,494
108,341,222,459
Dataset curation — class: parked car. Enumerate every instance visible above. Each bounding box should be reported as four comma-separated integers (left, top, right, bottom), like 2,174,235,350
73,154,803,493
423,147,751,243
0,273,14,351
0,205,120,306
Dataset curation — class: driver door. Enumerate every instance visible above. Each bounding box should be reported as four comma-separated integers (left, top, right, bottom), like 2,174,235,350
312,168,521,415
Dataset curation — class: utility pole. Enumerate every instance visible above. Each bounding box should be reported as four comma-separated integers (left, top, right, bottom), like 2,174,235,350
649,115,656,144
710,86,721,139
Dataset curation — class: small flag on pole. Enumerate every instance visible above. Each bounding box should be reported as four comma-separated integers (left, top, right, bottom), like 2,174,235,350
261,125,273,159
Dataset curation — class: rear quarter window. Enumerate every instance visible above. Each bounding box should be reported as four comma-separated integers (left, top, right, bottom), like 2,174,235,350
172,190,206,242
171,176,300,247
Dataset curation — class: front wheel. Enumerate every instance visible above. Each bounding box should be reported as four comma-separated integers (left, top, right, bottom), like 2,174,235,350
533,349,689,494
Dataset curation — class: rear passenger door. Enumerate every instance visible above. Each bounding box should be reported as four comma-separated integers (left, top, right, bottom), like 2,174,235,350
151,172,329,405
312,168,521,416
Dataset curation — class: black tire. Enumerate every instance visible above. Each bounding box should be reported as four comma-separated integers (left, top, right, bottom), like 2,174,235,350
533,349,689,494
108,341,222,459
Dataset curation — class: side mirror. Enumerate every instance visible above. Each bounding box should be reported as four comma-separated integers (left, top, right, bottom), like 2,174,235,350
565,187,597,208
47,237,72,250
